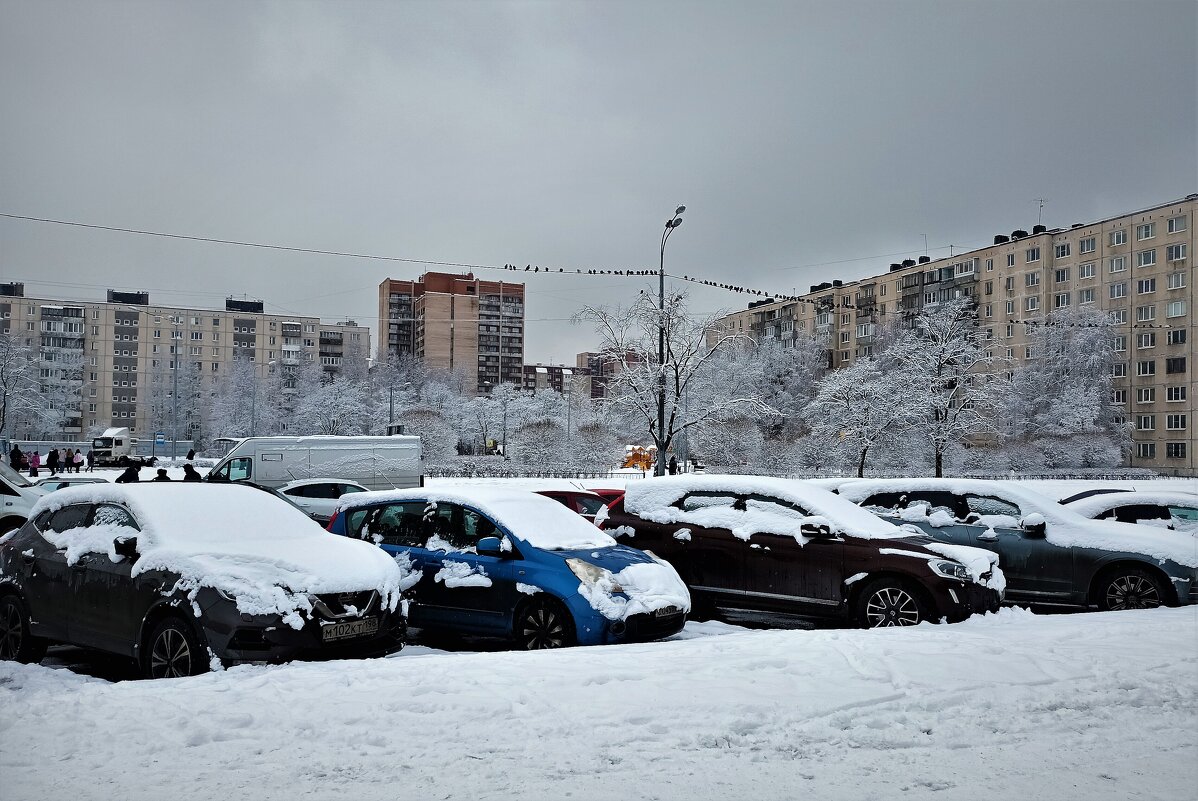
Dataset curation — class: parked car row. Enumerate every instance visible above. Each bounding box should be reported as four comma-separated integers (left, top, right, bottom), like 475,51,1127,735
1,472,1193,682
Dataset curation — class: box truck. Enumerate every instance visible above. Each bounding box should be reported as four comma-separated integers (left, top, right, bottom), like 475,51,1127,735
206,435,423,490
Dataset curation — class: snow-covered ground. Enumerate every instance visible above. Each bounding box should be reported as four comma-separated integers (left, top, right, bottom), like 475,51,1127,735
2,607,1195,800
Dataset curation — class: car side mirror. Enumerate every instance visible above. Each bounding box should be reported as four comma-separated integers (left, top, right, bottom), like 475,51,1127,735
476,536,505,557
964,512,982,525
1019,516,1047,538
800,524,834,538
113,536,138,559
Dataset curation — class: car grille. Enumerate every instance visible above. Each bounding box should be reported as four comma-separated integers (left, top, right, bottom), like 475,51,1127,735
623,609,686,642
312,590,378,620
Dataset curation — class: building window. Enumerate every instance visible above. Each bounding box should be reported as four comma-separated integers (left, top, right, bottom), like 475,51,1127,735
1054,243,1071,259
1113,389,1127,404
1166,386,1187,402
1168,271,1186,290
1166,300,1187,318
984,303,993,317
1079,288,1095,305
1137,249,1156,268
1166,442,1187,460
1025,296,1040,312
1165,357,1186,374
1079,237,1096,254
1167,216,1187,234
985,259,993,271
1111,229,1127,246
1079,262,1095,279
1167,329,1187,345
1136,223,1155,240
1002,300,1013,315
1166,414,1187,431
1136,414,1155,430
1166,243,1187,262
1137,442,1156,459
1026,247,1040,263
1054,268,1069,283
840,332,850,344
1025,272,1040,287
1136,360,1155,377
1112,363,1127,378
1005,253,1015,267
1137,387,1155,403
1137,278,1156,294
984,280,993,295
1110,309,1128,324
1109,256,1126,273
1113,335,1126,352
1137,333,1156,349
1110,282,1127,299
1136,305,1156,322
1054,293,1070,308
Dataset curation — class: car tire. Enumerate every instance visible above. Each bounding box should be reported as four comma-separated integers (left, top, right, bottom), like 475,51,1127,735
514,597,576,650
1095,567,1168,611
142,616,208,680
0,594,48,664
856,578,929,628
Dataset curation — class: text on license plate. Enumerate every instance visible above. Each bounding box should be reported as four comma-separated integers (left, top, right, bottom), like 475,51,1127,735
322,617,380,642
654,605,680,618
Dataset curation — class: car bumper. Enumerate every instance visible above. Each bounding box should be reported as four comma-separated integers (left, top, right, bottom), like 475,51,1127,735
601,608,687,644
933,582,1002,623
203,610,406,665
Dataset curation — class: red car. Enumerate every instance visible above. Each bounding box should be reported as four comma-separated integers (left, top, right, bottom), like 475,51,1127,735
535,489,609,524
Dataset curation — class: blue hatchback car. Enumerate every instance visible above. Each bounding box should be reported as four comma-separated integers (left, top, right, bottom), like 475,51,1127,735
327,487,690,649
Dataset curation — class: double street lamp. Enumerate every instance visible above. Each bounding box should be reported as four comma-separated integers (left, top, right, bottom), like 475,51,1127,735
656,205,685,477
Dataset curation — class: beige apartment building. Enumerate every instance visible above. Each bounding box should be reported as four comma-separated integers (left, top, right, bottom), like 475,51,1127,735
378,272,525,395
0,286,369,441
716,195,1197,475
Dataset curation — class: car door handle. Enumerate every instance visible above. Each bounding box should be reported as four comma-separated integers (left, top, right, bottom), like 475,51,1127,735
977,533,999,542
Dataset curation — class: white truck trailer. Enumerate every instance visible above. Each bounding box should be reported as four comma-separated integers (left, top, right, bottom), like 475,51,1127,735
205,435,423,490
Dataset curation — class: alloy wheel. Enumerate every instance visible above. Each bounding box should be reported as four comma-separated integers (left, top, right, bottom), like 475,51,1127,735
0,601,22,660
149,627,194,678
520,605,567,649
1105,575,1161,610
864,587,922,627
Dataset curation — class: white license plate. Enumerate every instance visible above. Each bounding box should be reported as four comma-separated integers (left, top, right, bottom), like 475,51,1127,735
321,617,379,642
654,605,680,618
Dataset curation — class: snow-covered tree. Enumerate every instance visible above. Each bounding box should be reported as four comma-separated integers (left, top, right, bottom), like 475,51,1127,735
396,407,459,464
0,331,41,440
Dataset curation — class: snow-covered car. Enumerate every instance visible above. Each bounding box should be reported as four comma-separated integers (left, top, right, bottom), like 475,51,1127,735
0,483,407,678
1061,491,1198,535
0,461,47,535
327,487,690,649
601,475,1005,628
279,478,370,523
33,476,111,492
534,488,608,524
832,478,1198,611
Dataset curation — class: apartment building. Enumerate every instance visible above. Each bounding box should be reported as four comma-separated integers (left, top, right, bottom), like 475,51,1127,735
0,285,369,441
715,195,1197,475
522,363,593,396
378,272,525,395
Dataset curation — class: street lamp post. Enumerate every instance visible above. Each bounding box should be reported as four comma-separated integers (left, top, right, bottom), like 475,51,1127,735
171,317,180,461
656,205,685,477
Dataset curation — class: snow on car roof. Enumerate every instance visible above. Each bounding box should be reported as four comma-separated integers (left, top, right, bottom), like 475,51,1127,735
337,486,616,550
623,475,905,539
1063,491,1198,517
29,484,404,619
834,478,1198,568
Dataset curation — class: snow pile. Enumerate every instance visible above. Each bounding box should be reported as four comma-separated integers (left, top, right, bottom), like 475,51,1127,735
837,478,1198,568
28,484,405,622
338,487,614,551
434,560,492,588
623,475,905,540
2,608,1195,800
574,556,691,621
923,542,1005,593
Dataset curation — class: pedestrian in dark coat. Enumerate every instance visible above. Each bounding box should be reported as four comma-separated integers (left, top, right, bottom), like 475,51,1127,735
182,464,202,482
115,465,141,483
186,448,196,461
86,449,95,472
152,468,172,482
47,449,59,476
8,445,21,469
668,455,679,475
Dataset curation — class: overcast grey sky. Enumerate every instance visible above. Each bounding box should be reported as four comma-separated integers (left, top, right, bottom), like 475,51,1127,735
2,0,1194,363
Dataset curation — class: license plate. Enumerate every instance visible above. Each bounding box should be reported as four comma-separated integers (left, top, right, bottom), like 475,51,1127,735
321,617,379,642
654,605,680,618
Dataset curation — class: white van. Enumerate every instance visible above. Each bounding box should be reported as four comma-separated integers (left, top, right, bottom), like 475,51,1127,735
206,435,423,490
0,461,46,534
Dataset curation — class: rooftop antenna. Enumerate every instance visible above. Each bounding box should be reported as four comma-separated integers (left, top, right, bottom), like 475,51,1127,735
1034,198,1048,225
922,234,928,257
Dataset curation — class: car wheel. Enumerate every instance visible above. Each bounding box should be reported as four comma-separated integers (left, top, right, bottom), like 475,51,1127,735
1097,567,1166,611
515,598,576,650
0,594,47,664
142,617,208,680
857,579,928,628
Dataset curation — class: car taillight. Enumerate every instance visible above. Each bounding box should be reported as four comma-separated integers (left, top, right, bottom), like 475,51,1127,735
326,510,339,532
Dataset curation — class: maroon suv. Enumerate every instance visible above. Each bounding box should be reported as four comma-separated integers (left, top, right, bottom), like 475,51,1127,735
602,475,1004,628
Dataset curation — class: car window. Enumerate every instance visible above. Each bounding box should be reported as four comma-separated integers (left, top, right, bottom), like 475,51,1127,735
47,505,91,534
93,504,141,531
460,507,499,544
1112,504,1171,523
1168,505,1198,521
305,483,340,500
227,457,252,482
354,502,428,547
547,495,573,510
965,495,1021,518
679,493,739,512
340,484,366,494
576,496,606,516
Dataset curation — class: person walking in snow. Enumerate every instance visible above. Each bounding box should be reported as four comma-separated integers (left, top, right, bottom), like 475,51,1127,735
72,449,84,473
28,451,40,478
8,445,21,470
182,464,202,482
115,465,141,483
47,448,59,476
85,449,95,472
186,448,195,461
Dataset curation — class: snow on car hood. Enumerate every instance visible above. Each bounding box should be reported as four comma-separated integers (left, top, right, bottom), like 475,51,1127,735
30,484,405,624
623,475,906,540
336,487,616,550
834,478,1198,568
1063,491,1198,517
556,545,691,620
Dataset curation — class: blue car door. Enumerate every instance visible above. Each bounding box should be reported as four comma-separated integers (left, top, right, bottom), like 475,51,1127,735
346,500,440,628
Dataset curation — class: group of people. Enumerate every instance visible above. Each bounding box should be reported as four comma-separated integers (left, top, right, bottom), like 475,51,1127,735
8,445,93,477
115,463,202,483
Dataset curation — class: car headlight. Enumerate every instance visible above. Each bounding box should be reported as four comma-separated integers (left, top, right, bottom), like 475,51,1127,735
929,560,971,582
566,558,623,593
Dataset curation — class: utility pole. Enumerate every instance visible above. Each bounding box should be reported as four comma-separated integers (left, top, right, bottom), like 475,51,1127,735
656,205,685,477
1034,198,1048,225
171,317,180,461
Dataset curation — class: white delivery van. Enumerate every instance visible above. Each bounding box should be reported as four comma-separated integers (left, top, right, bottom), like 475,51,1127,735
205,435,423,490
0,461,46,534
